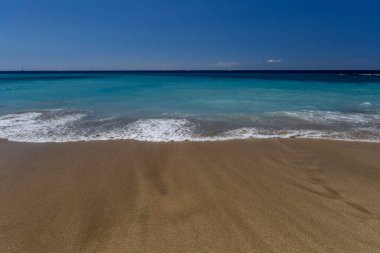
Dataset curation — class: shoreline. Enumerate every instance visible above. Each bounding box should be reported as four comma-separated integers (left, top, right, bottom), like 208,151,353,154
2,135,380,144
1,139,380,252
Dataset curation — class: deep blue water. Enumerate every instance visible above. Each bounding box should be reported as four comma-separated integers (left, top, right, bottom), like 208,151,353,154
1,71,380,142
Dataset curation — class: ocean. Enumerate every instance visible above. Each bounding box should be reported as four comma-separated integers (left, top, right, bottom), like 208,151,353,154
1,71,380,142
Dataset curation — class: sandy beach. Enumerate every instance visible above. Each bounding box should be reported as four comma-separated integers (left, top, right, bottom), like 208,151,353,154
0,139,379,252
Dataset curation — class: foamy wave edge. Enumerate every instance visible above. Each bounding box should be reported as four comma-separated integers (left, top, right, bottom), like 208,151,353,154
0,111,379,143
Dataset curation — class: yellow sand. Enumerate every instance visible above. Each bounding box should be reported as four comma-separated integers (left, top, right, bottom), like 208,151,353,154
0,139,379,252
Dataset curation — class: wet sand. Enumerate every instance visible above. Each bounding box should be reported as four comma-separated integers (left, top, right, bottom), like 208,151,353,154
0,139,379,252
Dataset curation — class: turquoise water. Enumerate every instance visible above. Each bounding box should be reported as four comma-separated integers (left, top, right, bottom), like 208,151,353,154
1,71,380,142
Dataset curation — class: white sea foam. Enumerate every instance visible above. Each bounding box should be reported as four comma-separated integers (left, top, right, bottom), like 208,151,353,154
282,111,378,124
358,74,380,77
0,111,379,143
219,128,324,140
0,114,197,142
104,119,195,142
360,102,372,106
0,111,86,142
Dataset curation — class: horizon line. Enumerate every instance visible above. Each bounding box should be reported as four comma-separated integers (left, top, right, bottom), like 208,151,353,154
1,70,380,73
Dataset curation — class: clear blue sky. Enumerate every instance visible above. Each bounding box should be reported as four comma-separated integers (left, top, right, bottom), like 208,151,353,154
1,0,379,70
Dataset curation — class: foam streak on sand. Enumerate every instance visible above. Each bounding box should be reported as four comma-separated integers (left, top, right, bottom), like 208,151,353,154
0,139,380,252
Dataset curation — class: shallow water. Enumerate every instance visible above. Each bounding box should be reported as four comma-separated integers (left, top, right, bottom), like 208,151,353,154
1,71,380,142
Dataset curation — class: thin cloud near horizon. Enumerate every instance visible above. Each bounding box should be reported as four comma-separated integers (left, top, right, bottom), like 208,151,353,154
266,59,282,63
215,61,240,67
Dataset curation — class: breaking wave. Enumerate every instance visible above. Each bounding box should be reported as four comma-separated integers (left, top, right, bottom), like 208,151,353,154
0,110,379,143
